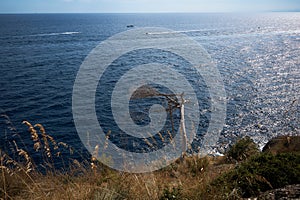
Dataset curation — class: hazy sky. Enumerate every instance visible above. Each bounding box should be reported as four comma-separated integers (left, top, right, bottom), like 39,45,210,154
0,0,299,13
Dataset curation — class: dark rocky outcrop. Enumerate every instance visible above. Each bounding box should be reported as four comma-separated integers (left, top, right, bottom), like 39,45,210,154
262,136,300,154
258,184,300,200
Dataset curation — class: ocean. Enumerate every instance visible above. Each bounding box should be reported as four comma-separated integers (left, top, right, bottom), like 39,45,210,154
0,13,299,167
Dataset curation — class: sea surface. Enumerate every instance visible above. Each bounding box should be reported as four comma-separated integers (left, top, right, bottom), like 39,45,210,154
0,13,299,166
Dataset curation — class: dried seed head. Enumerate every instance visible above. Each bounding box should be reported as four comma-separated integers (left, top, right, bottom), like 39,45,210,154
23,120,39,142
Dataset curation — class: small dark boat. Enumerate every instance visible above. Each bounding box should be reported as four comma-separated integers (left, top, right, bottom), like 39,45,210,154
127,24,134,28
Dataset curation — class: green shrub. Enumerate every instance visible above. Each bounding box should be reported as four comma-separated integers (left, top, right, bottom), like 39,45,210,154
226,136,259,162
210,152,300,198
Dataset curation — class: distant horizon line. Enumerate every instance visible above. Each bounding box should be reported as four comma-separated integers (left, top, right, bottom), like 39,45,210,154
0,10,299,14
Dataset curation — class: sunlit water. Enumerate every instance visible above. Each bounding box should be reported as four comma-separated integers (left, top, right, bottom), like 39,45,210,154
0,13,299,165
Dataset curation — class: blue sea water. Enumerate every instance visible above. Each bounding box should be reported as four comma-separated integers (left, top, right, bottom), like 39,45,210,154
0,13,299,165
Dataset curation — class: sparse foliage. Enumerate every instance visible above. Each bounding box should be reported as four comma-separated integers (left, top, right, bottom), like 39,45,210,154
226,136,259,162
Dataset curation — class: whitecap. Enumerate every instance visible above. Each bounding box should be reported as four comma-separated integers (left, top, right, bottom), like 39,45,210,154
31,31,80,37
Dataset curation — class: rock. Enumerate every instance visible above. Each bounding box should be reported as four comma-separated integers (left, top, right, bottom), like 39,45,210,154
262,136,300,154
258,184,300,200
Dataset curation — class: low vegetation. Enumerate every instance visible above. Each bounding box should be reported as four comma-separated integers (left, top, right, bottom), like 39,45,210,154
0,119,299,199
225,136,260,162
207,152,300,199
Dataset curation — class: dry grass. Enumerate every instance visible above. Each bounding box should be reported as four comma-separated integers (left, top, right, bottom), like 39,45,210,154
1,156,232,200
2,118,298,199
0,119,236,200
0,153,234,199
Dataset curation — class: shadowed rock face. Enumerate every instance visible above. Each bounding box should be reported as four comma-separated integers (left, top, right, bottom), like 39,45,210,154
262,136,300,154
258,184,300,200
